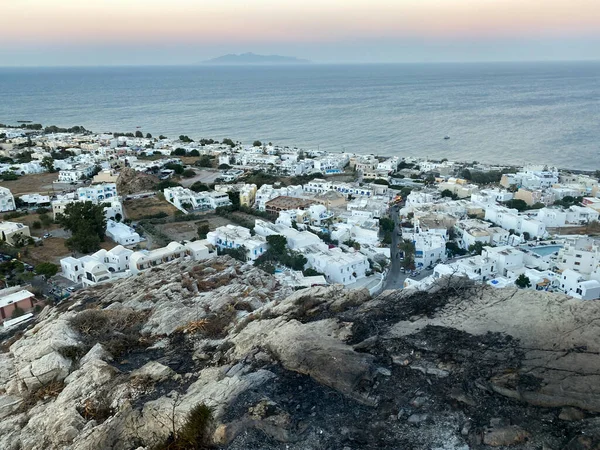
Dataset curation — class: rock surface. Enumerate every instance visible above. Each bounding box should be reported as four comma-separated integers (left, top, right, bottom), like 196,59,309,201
0,256,599,449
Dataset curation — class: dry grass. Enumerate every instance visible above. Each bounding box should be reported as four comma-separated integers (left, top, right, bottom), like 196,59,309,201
23,237,69,265
176,319,209,335
18,379,65,412
123,197,178,220
70,308,151,357
0,172,62,196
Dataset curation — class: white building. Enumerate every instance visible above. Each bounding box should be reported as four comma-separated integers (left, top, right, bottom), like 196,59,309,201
413,232,447,268
301,245,369,285
58,165,95,182
254,220,322,250
60,245,134,285
484,205,547,238
105,220,142,246
19,193,51,206
207,225,268,261
129,241,214,274
0,221,30,246
77,183,117,202
164,187,232,213
557,237,600,276
0,187,15,212
482,245,525,276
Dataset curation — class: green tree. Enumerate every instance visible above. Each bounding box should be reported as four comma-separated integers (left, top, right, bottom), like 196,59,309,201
115,213,122,222
379,217,395,233
39,213,52,227
164,163,184,175
2,172,18,181
397,239,416,270
32,221,42,230
515,274,531,289
195,155,212,168
253,140,262,147
41,156,55,172
441,189,457,199
504,199,528,212
468,241,485,255
57,201,107,253
190,182,210,192
171,148,187,156
222,138,235,147
135,130,143,138
146,133,152,139
197,223,210,239
35,262,59,278
218,164,231,170
189,149,200,157
182,169,196,178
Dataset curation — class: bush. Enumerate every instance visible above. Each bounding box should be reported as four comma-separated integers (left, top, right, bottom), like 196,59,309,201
155,403,213,450
32,220,41,229
69,309,150,357
182,169,196,178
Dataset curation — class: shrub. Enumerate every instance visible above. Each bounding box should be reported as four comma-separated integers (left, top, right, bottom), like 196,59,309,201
155,403,213,450
69,309,150,357
32,220,42,229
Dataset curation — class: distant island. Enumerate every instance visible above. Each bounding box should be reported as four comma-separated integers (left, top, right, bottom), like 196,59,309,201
202,52,310,65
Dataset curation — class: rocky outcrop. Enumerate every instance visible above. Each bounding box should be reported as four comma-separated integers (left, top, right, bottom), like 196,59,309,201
0,257,599,449
116,167,159,195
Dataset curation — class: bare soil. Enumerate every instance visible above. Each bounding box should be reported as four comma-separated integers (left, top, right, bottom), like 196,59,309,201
123,197,178,221
0,172,66,195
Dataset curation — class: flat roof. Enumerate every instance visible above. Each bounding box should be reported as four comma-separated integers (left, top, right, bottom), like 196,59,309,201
0,290,34,309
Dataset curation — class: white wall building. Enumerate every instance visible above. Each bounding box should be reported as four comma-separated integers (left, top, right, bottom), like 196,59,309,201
0,187,15,212
207,225,268,261
163,187,232,213
105,219,142,246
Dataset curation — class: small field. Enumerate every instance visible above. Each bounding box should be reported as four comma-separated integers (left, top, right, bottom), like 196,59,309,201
548,223,600,236
123,197,178,221
0,172,69,195
20,236,117,266
179,169,222,187
156,214,231,241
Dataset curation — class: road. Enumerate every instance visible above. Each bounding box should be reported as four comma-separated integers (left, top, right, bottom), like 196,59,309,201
383,204,435,290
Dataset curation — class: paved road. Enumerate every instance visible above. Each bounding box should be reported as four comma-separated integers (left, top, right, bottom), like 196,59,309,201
383,204,436,290
384,204,405,290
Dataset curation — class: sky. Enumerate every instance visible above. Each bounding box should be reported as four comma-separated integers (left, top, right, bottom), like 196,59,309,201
1,0,599,66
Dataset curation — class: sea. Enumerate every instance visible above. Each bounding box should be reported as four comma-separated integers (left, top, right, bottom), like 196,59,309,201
1,62,599,170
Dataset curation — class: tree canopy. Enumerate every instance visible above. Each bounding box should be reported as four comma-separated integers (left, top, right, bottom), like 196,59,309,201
57,201,107,253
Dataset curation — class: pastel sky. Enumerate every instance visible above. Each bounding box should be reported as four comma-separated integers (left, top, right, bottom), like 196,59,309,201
1,0,599,65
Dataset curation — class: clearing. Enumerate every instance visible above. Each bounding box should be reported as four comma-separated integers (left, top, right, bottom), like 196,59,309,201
1,172,72,196
156,214,231,241
123,197,178,221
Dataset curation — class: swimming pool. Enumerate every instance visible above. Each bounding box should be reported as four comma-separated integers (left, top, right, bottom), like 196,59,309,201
528,245,562,257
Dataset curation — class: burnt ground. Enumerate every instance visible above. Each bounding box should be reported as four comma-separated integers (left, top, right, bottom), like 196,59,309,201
218,325,583,450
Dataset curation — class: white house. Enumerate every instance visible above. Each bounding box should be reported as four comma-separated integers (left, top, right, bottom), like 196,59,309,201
77,183,118,202
301,245,369,285
413,232,447,268
482,245,525,276
0,187,15,212
105,220,142,246
163,187,231,213
207,225,268,261
60,245,134,285
254,220,322,250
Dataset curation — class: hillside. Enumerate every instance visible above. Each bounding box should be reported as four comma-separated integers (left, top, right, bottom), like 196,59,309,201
1,257,599,449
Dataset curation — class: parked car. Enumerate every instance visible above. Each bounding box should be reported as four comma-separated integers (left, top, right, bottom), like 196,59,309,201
43,233,52,239
66,287,76,293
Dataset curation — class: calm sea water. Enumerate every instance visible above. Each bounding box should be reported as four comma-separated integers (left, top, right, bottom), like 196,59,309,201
1,62,599,169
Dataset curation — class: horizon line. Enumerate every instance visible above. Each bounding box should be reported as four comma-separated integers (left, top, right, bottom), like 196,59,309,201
1,58,599,69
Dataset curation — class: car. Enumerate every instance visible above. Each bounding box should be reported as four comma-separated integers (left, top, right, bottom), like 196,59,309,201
66,287,76,292
43,233,52,239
